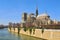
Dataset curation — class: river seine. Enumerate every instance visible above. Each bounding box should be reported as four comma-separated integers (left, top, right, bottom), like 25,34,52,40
0,28,42,40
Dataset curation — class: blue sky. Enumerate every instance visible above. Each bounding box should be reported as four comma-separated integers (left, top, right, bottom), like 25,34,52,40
0,0,60,25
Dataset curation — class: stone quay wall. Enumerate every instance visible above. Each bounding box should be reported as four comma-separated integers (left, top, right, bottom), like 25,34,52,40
8,28,60,40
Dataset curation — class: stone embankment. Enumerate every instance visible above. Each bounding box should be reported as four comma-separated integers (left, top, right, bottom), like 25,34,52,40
8,28,60,40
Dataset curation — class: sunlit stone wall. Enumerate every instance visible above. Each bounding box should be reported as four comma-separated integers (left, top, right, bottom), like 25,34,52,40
8,28,60,40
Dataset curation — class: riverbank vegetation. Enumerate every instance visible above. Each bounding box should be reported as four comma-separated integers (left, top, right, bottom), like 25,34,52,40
8,21,60,35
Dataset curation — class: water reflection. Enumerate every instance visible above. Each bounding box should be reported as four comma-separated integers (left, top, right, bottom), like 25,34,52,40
12,32,46,40
0,28,46,40
19,34,43,40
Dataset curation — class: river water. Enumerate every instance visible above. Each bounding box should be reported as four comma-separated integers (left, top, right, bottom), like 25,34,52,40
0,28,43,40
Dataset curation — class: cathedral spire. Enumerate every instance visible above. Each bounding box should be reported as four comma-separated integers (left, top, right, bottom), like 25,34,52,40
36,6,38,17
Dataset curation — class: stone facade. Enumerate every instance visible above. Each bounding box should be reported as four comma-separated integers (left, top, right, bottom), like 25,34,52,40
21,8,59,27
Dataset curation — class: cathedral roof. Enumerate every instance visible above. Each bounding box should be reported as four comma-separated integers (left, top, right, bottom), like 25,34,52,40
37,13,49,17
